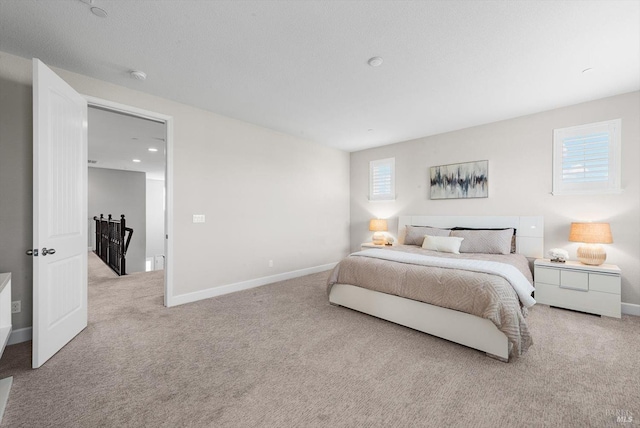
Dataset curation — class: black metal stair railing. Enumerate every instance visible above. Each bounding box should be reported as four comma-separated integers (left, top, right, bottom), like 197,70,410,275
93,214,133,276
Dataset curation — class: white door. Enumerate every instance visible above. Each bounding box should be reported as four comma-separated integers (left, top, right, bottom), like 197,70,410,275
32,59,88,368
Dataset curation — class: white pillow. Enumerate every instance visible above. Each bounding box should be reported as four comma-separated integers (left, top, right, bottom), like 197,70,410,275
422,235,464,254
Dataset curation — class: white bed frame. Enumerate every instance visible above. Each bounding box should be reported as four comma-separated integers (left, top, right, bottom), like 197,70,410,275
329,215,544,361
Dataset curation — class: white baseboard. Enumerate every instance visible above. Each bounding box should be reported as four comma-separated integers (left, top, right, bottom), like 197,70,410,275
7,327,32,345
166,262,338,307
622,302,640,316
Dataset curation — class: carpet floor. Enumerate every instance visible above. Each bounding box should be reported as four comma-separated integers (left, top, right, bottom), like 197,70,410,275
0,253,638,427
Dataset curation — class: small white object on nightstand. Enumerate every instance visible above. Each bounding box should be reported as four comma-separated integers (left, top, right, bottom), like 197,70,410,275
534,259,621,318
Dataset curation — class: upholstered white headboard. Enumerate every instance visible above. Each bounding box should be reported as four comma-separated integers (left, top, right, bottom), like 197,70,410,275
397,215,544,259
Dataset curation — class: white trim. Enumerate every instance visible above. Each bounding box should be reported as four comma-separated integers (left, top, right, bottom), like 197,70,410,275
83,95,174,308
7,327,32,345
164,118,175,307
552,118,622,195
551,189,624,196
622,302,640,316
369,157,395,201
84,96,169,123
168,263,338,307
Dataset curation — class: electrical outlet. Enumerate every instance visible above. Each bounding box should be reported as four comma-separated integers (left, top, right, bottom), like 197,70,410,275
192,214,205,223
11,301,21,313
268,260,274,268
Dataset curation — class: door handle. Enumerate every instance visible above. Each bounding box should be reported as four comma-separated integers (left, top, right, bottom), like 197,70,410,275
26,249,38,256
42,248,56,256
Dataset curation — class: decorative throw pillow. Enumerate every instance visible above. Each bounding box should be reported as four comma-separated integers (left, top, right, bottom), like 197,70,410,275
449,229,514,255
451,227,517,253
422,235,464,254
404,225,451,246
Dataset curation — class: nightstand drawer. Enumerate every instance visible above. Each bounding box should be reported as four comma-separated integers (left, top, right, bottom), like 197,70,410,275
589,274,621,294
560,271,588,291
535,267,559,285
535,282,621,318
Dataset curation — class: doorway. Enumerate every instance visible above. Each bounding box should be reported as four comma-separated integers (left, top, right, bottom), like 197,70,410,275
85,96,174,307
31,59,175,368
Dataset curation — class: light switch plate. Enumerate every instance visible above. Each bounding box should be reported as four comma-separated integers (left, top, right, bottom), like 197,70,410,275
193,214,205,223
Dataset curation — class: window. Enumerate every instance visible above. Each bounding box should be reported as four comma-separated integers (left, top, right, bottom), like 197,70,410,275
369,158,395,201
552,119,621,195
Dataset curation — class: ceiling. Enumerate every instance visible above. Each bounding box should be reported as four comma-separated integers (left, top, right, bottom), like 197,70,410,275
88,107,166,180
1,1,638,152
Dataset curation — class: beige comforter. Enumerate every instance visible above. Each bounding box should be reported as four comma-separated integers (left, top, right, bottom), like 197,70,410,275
327,245,534,357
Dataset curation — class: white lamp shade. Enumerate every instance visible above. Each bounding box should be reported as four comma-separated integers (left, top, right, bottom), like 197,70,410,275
569,222,613,266
568,222,612,244
369,219,388,232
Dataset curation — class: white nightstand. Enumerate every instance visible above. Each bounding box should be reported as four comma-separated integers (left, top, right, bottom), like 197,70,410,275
360,242,394,251
534,259,621,318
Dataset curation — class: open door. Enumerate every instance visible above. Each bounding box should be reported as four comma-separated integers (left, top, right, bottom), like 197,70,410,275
32,59,88,368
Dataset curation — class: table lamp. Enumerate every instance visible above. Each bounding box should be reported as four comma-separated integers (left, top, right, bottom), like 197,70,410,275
568,222,613,266
369,219,388,245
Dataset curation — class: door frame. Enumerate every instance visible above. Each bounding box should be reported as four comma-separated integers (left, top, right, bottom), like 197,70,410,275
84,95,175,307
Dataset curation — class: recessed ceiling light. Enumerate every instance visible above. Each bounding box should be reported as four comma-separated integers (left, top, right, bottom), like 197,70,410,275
132,159,141,163
90,7,108,18
148,148,158,152
368,57,383,67
582,67,594,74
130,70,147,81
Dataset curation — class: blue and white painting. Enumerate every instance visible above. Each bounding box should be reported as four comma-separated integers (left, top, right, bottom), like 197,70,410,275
430,160,488,199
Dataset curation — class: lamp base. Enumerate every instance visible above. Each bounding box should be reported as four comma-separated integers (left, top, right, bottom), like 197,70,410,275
577,244,606,266
372,232,385,245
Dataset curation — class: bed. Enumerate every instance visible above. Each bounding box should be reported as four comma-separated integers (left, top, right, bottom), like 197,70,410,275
327,215,544,361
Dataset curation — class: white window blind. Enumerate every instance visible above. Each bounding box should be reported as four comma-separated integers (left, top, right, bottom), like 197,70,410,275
369,158,395,201
552,119,621,195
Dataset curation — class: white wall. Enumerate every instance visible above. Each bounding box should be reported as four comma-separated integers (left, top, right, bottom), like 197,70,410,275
350,91,640,307
0,51,350,329
146,178,165,268
89,167,147,273
0,53,32,330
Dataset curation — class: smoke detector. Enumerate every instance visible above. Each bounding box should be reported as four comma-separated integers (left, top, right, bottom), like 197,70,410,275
367,56,383,67
90,7,108,18
130,70,147,81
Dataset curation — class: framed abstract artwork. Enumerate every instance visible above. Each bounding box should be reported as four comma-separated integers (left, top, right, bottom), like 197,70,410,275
429,160,488,199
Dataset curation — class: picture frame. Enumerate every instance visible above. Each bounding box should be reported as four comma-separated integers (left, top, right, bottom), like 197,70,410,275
429,160,488,199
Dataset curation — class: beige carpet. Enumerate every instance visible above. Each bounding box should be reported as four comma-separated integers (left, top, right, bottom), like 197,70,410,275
1,254,638,427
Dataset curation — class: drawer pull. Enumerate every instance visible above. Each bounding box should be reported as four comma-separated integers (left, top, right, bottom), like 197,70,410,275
559,284,588,292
